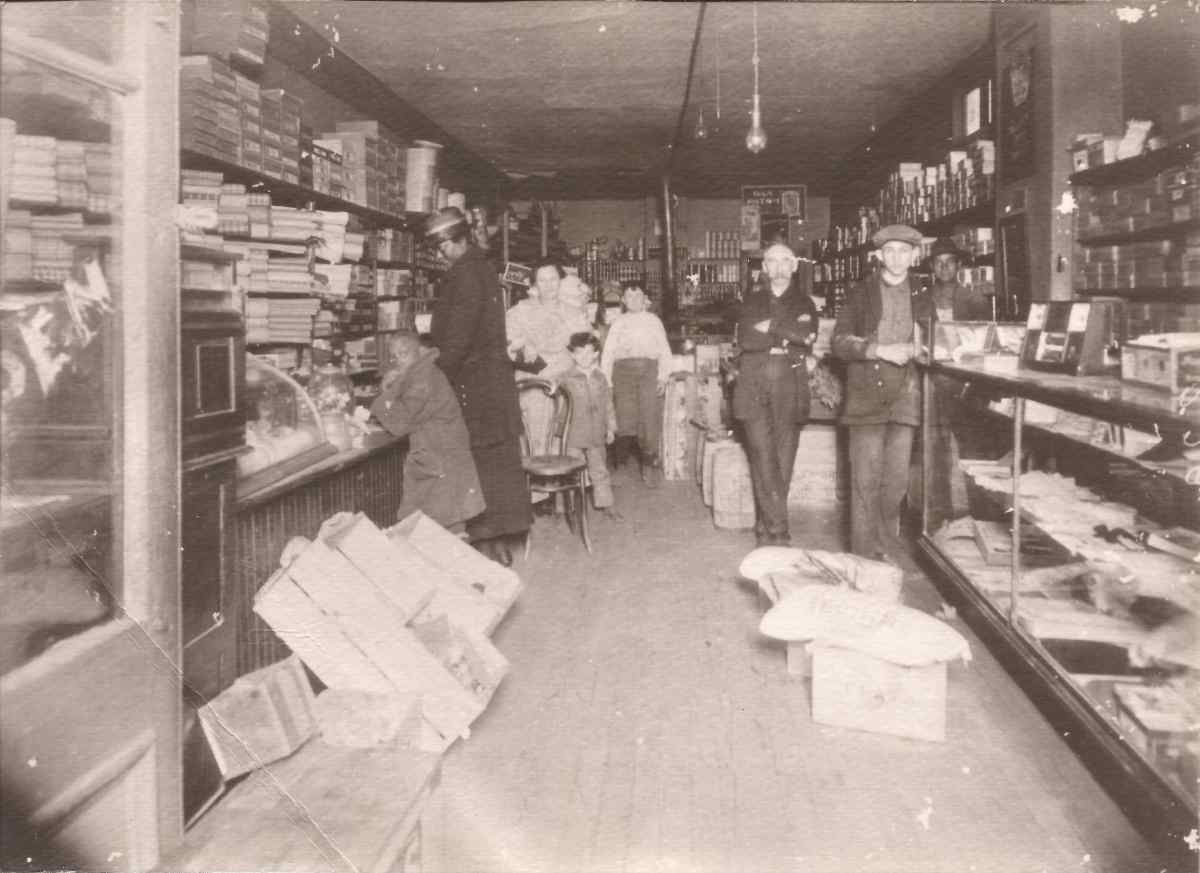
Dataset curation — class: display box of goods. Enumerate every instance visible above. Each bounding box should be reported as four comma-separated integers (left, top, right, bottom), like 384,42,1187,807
1113,683,1199,771
198,655,317,780
1120,333,1200,393
810,646,948,742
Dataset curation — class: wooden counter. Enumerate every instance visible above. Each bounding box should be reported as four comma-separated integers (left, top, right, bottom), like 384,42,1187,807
164,741,439,873
233,432,408,675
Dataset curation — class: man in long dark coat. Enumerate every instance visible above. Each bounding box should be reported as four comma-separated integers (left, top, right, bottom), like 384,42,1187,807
425,207,531,565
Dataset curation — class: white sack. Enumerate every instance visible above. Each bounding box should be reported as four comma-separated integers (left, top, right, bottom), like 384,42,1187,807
759,585,972,666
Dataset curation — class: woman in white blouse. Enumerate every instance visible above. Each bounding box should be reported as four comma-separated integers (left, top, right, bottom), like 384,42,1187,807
599,281,674,485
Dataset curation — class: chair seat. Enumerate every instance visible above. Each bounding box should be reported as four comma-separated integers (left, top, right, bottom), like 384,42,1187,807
523,454,587,477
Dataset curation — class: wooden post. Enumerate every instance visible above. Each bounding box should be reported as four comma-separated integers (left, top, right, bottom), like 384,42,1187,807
540,203,548,258
660,173,678,333
502,204,510,264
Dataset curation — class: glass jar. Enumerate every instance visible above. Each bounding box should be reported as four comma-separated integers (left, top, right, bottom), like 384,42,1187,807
308,362,353,451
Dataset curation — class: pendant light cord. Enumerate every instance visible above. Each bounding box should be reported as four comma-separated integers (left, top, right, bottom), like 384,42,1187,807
667,0,707,173
752,1,760,101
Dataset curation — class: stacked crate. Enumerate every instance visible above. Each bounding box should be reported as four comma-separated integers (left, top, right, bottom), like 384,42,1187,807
234,72,262,173
180,55,241,164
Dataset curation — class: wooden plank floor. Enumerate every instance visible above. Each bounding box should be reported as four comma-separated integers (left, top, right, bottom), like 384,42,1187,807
423,466,1167,873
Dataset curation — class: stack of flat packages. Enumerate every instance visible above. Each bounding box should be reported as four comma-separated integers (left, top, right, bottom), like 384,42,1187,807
254,511,522,752
31,213,83,282
743,546,970,742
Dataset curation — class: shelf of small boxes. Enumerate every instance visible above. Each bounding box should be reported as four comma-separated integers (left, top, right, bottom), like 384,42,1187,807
179,54,434,224
1071,141,1200,295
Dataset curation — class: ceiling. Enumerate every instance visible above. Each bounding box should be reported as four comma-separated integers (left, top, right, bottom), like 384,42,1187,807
284,1,993,197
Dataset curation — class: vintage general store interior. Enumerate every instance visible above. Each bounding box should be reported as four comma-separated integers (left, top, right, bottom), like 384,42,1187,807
1,2,1199,872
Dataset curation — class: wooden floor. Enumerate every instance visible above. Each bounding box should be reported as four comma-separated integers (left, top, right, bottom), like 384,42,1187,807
424,465,1166,873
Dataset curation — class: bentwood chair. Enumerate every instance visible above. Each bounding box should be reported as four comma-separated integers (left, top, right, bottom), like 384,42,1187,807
516,378,592,558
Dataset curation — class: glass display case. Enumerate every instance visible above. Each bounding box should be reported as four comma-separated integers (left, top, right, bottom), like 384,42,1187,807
918,356,1199,868
238,354,338,494
1,12,125,675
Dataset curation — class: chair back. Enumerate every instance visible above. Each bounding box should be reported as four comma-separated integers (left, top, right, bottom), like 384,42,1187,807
516,378,573,458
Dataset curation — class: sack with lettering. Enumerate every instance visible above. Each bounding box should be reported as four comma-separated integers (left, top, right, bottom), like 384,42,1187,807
759,585,971,666
739,546,903,603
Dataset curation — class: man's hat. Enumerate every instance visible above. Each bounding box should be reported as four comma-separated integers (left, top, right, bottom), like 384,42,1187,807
871,224,923,248
929,237,969,261
424,207,468,243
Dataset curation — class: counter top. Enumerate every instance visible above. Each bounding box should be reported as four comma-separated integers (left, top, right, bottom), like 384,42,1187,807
237,431,407,509
927,359,1200,437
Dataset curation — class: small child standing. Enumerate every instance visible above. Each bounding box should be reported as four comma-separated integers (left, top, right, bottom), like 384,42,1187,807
370,331,485,533
562,331,621,521
599,281,674,486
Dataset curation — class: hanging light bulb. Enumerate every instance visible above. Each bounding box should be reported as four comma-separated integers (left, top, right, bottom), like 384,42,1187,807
745,2,767,154
714,20,721,132
695,105,709,140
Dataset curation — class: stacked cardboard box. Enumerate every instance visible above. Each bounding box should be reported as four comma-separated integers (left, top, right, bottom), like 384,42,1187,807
180,55,241,163
366,228,417,264
1076,238,1199,291
876,143,996,227
310,139,345,199
234,72,262,173
4,210,33,282
84,143,113,214
263,89,302,184
9,134,56,205
259,88,283,179
187,1,270,73
31,213,83,282
218,182,251,236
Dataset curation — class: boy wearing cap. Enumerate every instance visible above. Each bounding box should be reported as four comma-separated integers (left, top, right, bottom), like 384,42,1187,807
833,224,936,563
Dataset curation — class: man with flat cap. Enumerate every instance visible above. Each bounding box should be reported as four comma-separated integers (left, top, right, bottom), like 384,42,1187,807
833,224,935,563
733,242,818,547
425,207,530,565
925,236,990,529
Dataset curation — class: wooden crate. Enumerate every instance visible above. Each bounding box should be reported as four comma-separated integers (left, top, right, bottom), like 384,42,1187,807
313,688,424,750
255,567,394,695
411,614,510,711
279,538,485,742
318,511,435,622
388,510,522,629
810,645,947,742
198,655,317,781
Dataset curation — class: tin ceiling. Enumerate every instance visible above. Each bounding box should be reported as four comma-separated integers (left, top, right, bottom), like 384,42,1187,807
282,1,993,198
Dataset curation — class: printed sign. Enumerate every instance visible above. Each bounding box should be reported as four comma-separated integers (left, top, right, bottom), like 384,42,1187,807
501,261,532,286
740,204,761,251
741,185,806,219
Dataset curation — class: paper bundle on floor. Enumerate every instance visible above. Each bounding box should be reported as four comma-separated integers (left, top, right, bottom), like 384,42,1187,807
198,655,317,780
254,535,500,749
387,510,522,626
320,511,502,637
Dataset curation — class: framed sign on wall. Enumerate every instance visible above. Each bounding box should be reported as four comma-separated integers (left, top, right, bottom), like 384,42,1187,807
741,185,806,251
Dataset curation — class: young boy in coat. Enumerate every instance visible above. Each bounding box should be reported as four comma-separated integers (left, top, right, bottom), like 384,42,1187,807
371,331,485,533
562,331,621,521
